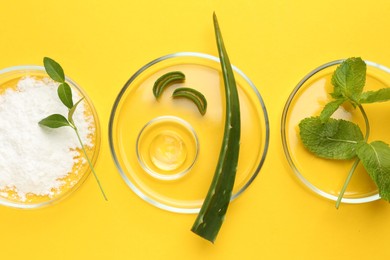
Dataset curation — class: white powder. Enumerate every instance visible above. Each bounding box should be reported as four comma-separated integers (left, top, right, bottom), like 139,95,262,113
0,76,94,201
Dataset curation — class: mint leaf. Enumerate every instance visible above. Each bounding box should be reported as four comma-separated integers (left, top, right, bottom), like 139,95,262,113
39,114,71,128
299,117,364,159
356,141,390,201
58,82,73,109
331,57,366,103
43,57,65,83
319,98,345,122
360,88,390,103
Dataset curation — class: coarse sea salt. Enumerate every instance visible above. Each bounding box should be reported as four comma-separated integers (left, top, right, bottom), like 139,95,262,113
0,76,94,201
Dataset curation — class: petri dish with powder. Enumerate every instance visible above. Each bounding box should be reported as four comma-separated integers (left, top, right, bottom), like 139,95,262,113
0,65,101,208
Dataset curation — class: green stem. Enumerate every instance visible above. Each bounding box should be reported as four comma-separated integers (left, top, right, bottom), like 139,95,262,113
74,127,107,201
335,105,369,208
335,158,360,208
359,105,370,141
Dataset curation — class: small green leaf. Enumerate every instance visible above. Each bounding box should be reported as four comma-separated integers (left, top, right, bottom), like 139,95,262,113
43,57,65,83
172,87,207,115
68,98,84,126
359,88,390,103
356,141,390,201
39,114,71,128
319,98,346,122
299,117,364,160
58,82,73,109
331,57,366,103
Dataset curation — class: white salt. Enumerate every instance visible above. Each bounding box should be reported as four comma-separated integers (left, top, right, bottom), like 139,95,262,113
0,76,94,201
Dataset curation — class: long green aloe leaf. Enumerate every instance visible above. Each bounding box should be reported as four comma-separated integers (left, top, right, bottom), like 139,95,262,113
191,13,241,243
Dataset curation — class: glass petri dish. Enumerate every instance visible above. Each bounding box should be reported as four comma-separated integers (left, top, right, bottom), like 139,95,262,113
282,59,390,204
0,65,101,209
109,52,269,213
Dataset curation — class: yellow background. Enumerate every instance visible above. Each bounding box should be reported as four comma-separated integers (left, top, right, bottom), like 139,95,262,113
1,0,390,259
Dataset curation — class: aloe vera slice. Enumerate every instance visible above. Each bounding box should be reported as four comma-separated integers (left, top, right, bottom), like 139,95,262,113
191,13,241,243
172,87,207,115
153,71,185,98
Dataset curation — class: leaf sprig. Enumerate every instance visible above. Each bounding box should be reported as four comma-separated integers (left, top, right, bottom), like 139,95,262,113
299,57,390,208
39,57,107,201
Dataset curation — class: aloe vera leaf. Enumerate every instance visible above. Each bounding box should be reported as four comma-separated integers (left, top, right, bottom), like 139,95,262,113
153,71,185,98
191,13,241,243
172,87,207,115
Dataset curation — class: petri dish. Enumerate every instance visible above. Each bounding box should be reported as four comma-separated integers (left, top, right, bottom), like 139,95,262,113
282,59,390,204
109,52,269,213
0,66,101,209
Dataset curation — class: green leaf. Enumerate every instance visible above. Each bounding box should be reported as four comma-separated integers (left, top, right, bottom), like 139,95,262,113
58,82,73,109
319,98,345,122
43,57,65,83
191,12,241,243
331,57,366,103
68,98,84,126
39,114,71,128
359,88,390,103
299,117,364,160
356,141,390,201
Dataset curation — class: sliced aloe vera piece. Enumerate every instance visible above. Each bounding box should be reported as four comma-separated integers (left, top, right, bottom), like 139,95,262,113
153,71,185,98
172,87,207,115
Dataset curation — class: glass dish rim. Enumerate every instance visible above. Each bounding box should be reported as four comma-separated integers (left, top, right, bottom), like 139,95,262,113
108,52,270,214
0,65,101,209
281,59,390,204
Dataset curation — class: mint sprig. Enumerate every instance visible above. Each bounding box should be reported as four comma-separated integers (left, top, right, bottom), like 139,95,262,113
39,57,107,201
299,57,390,207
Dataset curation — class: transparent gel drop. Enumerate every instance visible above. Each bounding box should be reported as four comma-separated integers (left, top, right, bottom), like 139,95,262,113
149,132,187,171
136,116,199,181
